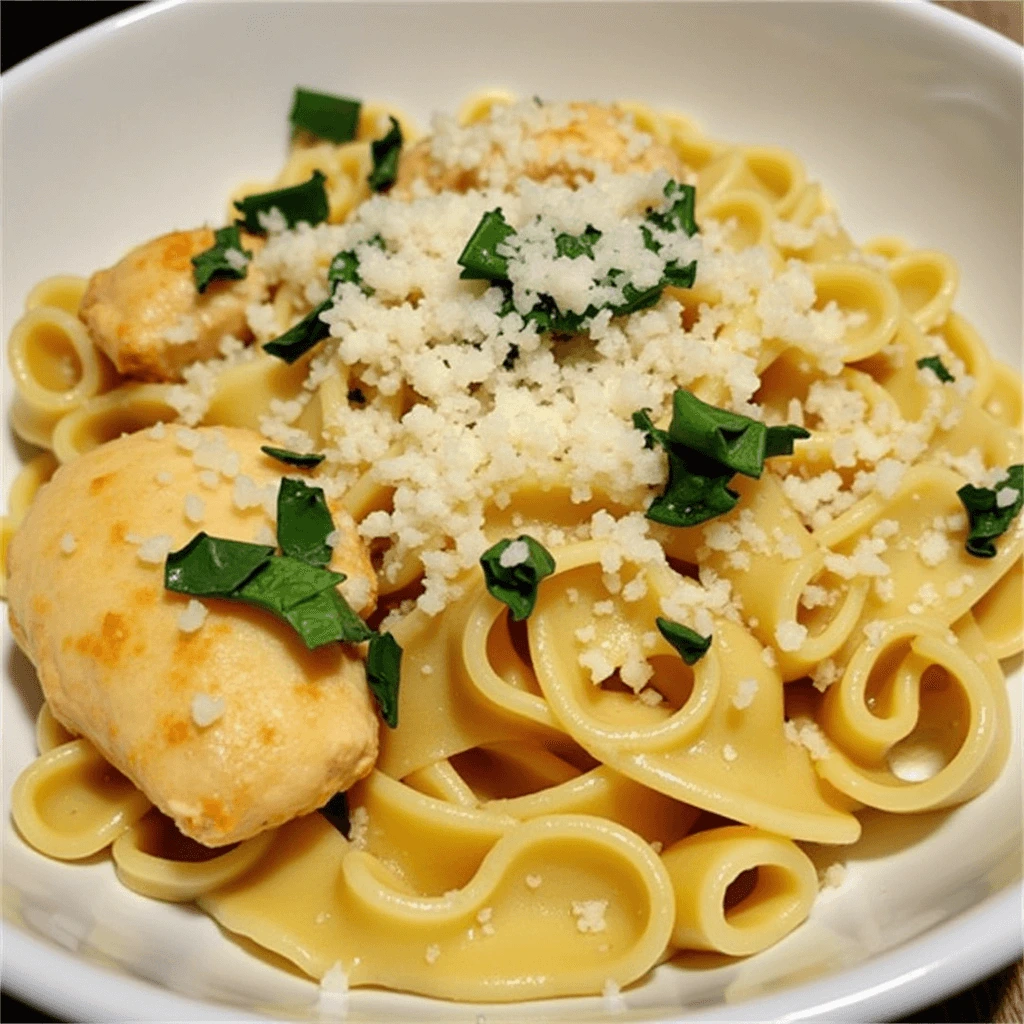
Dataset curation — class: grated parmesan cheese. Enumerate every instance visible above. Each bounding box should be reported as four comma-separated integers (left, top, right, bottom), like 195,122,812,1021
190,692,224,727
59,532,77,555
178,599,208,633
571,899,608,934
731,678,759,709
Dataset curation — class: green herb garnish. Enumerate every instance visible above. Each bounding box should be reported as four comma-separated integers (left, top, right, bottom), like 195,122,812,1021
633,391,810,528
261,446,325,469
366,632,402,728
234,171,330,234
656,616,712,664
916,355,955,383
277,477,335,567
262,299,332,363
457,180,698,335
290,88,361,144
164,478,400,725
367,116,403,193
458,208,516,281
957,464,1024,558
191,226,252,293
479,535,556,621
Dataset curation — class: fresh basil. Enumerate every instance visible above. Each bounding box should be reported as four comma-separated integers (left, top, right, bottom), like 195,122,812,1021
458,208,515,282
165,485,399,722
260,446,325,469
656,616,712,665
958,464,1024,558
366,632,402,728
277,477,336,568
262,299,332,363
916,355,955,383
480,535,556,621
633,391,810,528
367,116,403,193
458,180,698,334
290,88,361,144
234,171,330,234
191,226,252,293
165,534,276,596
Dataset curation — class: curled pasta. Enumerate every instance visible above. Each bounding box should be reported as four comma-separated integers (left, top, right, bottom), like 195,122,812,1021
11,738,151,860
112,812,275,902
25,275,89,316
49,383,179,463
662,825,817,956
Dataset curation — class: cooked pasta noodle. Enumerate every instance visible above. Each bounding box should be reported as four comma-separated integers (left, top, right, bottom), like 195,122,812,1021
5,90,1022,1007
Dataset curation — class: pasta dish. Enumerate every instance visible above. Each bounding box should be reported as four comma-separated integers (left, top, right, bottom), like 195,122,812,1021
3,89,1022,1005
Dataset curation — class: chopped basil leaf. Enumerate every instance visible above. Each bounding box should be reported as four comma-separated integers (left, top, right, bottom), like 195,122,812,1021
237,556,344,615
165,534,276,595
366,631,402,727
916,355,955,383
555,226,601,260
958,464,1024,558
655,616,712,664
277,477,335,568
320,791,350,835
260,446,325,468
367,116,403,193
480,535,556,621
457,208,515,281
263,299,332,363
647,450,741,527
328,235,385,294
234,171,329,234
765,424,812,458
191,226,252,294
290,88,361,144
646,180,697,238
459,181,698,334
634,391,808,528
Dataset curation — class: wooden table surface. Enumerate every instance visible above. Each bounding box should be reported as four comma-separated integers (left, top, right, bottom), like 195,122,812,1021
1,3,1022,1023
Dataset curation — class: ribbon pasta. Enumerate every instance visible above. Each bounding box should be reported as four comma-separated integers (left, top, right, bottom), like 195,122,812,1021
5,89,1022,1007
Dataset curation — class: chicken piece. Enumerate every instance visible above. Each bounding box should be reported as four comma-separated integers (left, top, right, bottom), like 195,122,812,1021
79,228,266,383
7,426,379,846
394,102,683,198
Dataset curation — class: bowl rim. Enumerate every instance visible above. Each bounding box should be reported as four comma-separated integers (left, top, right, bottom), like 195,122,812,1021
1,0,1021,1021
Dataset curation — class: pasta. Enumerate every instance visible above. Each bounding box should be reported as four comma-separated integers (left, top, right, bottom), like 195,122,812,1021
4,90,1022,1007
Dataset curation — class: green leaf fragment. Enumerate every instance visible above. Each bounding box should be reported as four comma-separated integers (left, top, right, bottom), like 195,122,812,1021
234,171,330,234
277,477,336,568
655,616,712,665
458,208,515,281
165,534,275,596
366,632,402,727
260,446,325,468
634,391,809,529
367,117,403,193
262,299,332,363
958,464,1024,558
480,535,556,621
916,355,955,383
191,225,252,294
290,88,361,144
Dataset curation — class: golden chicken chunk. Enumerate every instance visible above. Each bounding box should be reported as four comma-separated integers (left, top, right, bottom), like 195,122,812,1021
79,228,266,383
394,102,683,197
7,426,379,846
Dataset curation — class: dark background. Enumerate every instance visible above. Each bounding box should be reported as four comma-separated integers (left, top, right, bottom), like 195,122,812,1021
1,2,1020,1022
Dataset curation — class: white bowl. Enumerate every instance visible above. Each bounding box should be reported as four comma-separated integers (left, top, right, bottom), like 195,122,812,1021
2,1,1021,1020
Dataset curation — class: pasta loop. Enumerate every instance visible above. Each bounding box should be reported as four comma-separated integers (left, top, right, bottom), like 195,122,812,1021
662,826,817,956
112,811,275,902
11,738,151,860
202,810,676,1000
809,263,900,362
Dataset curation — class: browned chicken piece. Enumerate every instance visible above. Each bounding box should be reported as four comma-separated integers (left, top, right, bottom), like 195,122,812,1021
7,426,380,846
79,228,266,383
394,102,684,198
